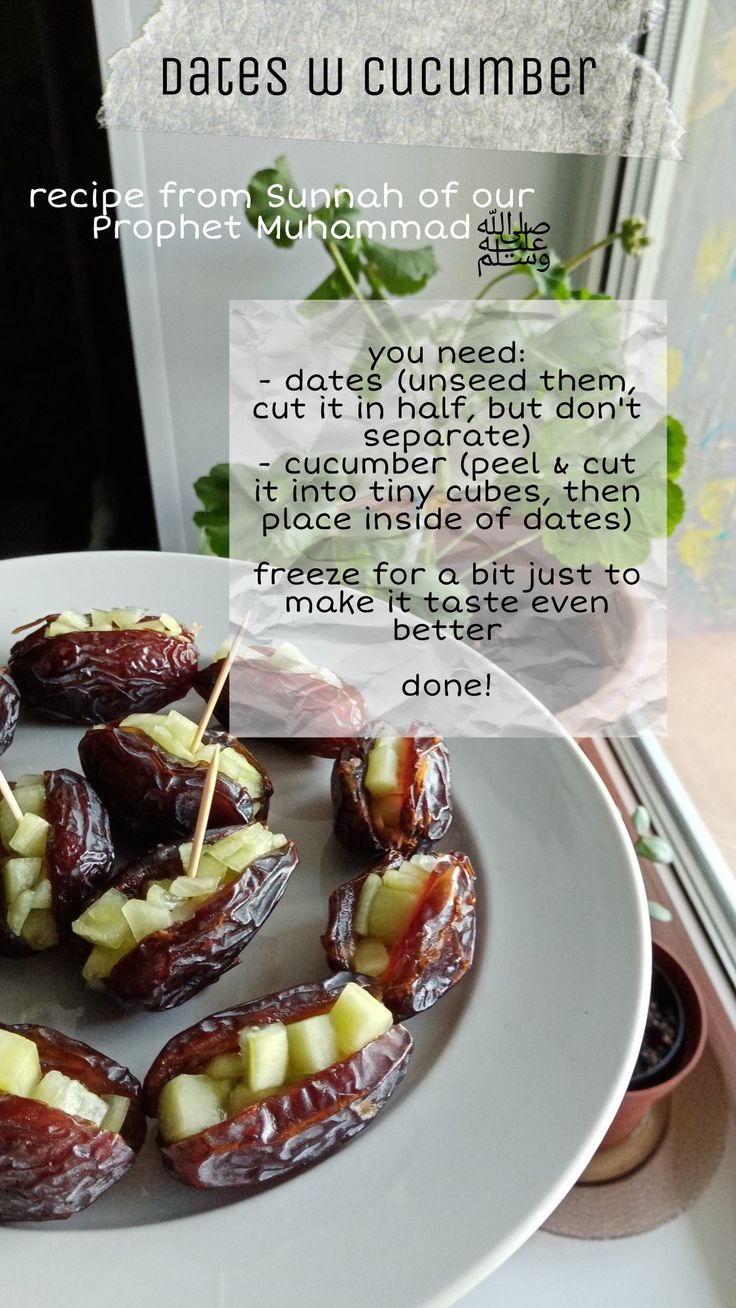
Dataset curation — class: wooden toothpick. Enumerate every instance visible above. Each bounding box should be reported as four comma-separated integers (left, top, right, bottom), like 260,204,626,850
0,770,23,826
191,610,250,752
186,746,221,878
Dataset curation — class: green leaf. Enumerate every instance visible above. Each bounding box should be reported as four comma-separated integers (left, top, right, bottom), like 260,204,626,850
193,464,229,558
632,806,651,836
245,156,304,248
304,267,356,302
635,834,674,864
667,415,687,480
667,480,685,536
361,239,438,295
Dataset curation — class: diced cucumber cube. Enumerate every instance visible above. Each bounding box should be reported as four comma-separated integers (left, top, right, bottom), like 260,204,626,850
46,610,89,636
146,883,181,911
21,908,59,951
0,804,16,849
2,857,43,902
164,710,198,749
122,899,175,942
158,1074,227,1144
168,875,221,900
364,735,403,799
31,1070,108,1127
353,873,382,937
109,607,145,627
6,888,34,937
14,774,44,790
369,885,420,946
158,613,182,635
286,1014,339,1079
211,825,277,873
12,784,46,818
239,1022,288,1092
229,1082,270,1115
148,725,194,762
329,982,393,1057
101,1094,130,1134
0,1029,42,1097
216,749,262,794
353,937,391,978
382,864,429,896
9,813,51,858
82,942,134,987
408,853,437,872
31,879,52,909
205,1053,244,1081
73,889,134,949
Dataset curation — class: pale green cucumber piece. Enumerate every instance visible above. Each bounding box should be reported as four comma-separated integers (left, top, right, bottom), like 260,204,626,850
158,1074,228,1144
157,612,182,635
330,982,393,1057
216,749,263,794
364,735,403,799
13,774,44,789
148,725,195,762
9,813,51,858
82,942,135,987
31,879,52,909
122,899,176,942
101,1094,130,1134
11,784,46,818
164,710,198,748
21,909,59,951
353,873,382,937
353,938,391,978
6,888,34,937
105,607,145,627
407,853,438,872
31,1069,108,1127
209,824,282,873
368,885,421,946
46,610,89,637
228,1082,271,1115
73,889,135,949
0,805,17,850
0,1029,42,1096
286,1014,339,1079
205,1053,244,1080
2,856,43,902
175,844,226,881
382,864,430,895
239,1022,289,1092
168,874,221,900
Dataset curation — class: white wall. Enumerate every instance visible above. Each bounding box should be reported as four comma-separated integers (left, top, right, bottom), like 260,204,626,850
93,0,612,551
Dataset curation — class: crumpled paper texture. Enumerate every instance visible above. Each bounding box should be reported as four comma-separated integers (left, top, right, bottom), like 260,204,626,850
100,0,682,158
227,298,667,738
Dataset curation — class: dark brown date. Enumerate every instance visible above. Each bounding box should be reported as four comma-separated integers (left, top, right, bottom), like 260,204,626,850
9,615,199,724
78,722,271,840
0,1023,145,1221
144,974,412,1188
331,723,452,857
86,827,298,1010
195,645,366,757
322,850,477,1019
0,669,19,757
0,769,115,958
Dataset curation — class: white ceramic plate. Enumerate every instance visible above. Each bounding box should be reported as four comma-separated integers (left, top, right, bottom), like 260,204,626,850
0,552,649,1307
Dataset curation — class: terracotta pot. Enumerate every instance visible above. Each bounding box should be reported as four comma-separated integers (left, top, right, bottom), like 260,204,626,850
599,942,707,1150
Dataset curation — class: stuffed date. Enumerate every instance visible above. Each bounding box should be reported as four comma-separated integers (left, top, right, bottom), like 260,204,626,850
0,669,19,756
0,769,114,956
78,709,272,839
9,607,198,724
72,823,298,1010
0,1023,145,1221
195,639,366,756
144,975,412,1189
322,849,477,1018
331,723,452,857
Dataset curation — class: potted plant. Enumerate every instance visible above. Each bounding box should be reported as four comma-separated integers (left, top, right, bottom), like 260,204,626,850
596,810,707,1155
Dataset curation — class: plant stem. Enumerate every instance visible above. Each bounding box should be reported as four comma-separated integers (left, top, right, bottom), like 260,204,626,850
524,232,619,301
475,267,527,300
